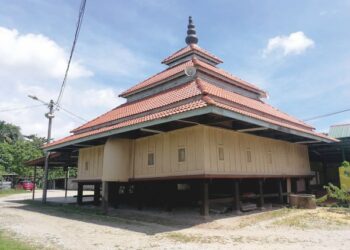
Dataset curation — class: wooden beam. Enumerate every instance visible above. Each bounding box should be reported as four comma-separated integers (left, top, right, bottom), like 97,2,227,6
200,182,209,216
177,119,200,125
237,127,268,132
295,140,320,144
140,128,163,134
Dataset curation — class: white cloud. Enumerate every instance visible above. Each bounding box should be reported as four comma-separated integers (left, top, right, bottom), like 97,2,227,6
263,31,314,57
0,26,125,139
0,27,92,80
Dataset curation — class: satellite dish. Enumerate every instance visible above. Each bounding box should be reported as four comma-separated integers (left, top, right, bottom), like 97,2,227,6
184,66,197,77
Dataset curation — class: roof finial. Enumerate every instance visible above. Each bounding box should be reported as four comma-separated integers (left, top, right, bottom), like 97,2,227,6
185,16,198,45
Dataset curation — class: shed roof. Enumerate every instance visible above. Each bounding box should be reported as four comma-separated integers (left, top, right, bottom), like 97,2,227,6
329,124,350,138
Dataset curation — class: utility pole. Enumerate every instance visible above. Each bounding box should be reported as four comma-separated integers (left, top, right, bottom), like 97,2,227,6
28,0,87,203
42,100,55,203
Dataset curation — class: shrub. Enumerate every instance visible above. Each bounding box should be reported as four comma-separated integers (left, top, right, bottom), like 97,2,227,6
323,183,350,207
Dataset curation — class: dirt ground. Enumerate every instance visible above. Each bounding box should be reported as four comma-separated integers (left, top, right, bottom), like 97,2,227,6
1,190,350,250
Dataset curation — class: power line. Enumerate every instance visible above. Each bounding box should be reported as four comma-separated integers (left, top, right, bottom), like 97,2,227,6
56,0,87,107
0,104,43,113
57,105,87,122
304,108,350,121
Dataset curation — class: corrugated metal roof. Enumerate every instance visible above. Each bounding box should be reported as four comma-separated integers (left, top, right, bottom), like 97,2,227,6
329,124,350,138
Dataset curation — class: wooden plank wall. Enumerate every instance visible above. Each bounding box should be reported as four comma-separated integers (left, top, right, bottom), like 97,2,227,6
76,125,311,180
133,126,206,178
77,145,104,180
203,126,311,176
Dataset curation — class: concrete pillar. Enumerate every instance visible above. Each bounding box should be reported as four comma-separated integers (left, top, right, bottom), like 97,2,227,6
200,182,209,216
258,179,264,210
102,181,109,214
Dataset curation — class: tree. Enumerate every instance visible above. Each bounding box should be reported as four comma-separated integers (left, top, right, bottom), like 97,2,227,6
0,121,22,144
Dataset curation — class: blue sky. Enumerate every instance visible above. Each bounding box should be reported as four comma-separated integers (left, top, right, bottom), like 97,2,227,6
0,0,349,139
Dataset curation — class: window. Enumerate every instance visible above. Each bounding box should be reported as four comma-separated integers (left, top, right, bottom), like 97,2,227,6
84,162,89,171
218,147,224,161
267,150,273,164
246,150,252,163
178,148,186,162
148,152,154,166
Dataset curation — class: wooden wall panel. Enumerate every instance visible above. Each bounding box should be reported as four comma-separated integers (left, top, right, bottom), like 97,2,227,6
204,126,311,176
132,126,206,178
77,145,104,180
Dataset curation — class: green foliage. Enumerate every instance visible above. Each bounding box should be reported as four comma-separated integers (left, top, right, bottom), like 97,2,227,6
0,121,22,144
341,161,350,168
316,194,328,204
0,120,76,186
0,230,38,250
0,120,44,177
0,140,43,176
323,183,350,207
341,161,350,177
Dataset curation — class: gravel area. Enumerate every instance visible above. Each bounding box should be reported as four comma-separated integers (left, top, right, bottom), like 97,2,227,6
0,190,350,250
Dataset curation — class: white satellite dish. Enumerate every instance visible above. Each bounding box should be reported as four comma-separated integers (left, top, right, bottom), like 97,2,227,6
184,66,197,77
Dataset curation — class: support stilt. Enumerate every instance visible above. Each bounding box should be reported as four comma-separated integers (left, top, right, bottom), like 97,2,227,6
32,166,37,200
278,179,283,204
102,181,109,214
137,183,144,210
258,179,264,210
77,183,83,205
286,178,292,203
64,166,68,199
200,182,209,216
233,181,242,214
93,183,101,206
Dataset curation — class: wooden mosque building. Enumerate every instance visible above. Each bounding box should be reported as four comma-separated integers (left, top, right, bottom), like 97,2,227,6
44,17,336,215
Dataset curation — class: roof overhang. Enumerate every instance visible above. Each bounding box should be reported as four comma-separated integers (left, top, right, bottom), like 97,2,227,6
44,106,336,152
25,151,78,168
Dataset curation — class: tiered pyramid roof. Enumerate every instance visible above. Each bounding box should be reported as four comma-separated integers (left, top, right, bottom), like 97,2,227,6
46,17,335,149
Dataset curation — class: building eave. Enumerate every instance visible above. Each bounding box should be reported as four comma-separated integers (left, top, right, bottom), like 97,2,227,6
44,106,214,152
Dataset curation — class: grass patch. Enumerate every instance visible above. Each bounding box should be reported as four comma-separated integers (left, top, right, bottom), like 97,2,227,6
0,230,37,250
272,208,350,229
163,232,224,244
237,208,293,228
0,189,27,198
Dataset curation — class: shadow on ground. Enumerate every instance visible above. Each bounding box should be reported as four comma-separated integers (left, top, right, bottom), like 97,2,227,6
5,199,279,235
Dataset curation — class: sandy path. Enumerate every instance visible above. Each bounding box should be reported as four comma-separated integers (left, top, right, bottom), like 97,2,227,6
0,190,349,250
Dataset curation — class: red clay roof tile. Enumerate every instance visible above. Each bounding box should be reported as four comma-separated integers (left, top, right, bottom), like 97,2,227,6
72,81,201,133
46,100,208,147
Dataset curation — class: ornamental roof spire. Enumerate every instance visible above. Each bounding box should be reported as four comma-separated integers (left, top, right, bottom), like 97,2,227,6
185,16,198,45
